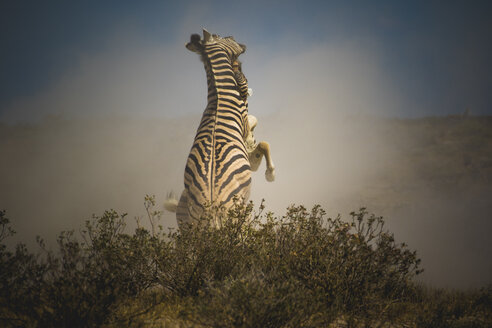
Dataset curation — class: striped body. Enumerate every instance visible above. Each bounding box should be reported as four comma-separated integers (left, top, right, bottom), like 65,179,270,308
177,31,251,227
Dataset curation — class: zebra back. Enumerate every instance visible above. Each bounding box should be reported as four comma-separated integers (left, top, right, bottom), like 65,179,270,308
182,31,252,224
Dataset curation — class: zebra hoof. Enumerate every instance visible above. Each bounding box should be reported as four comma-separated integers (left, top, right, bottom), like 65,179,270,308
265,168,275,182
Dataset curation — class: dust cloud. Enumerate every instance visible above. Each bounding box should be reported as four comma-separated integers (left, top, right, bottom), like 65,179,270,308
1,39,491,289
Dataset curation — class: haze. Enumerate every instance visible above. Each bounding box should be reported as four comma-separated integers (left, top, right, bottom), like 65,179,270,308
1,1,491,289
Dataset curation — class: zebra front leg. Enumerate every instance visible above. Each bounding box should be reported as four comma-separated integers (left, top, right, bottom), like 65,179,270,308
249,141,275,182
258,141,275,182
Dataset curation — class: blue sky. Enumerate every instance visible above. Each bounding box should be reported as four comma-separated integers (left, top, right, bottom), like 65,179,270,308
1,0,491,121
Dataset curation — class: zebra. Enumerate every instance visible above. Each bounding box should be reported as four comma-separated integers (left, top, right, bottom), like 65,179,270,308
165,29,261,228
244,114,275,182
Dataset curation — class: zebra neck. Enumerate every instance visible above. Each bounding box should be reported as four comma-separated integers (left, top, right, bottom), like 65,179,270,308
203,52,245,111
201,51,248,141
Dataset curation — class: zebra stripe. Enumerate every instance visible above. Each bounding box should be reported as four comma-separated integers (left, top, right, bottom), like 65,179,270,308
177,32,252,227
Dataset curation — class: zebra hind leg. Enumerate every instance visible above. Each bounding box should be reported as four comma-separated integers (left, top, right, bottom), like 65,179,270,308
176,190,193,228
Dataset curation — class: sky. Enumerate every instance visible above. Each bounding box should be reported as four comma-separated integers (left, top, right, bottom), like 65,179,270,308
1,1,492,289
1,0,491,121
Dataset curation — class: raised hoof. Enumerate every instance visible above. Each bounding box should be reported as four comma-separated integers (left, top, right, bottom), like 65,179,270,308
265,168,275,182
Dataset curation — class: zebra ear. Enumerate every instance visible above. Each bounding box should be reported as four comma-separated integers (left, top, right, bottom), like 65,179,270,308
239,43,246,53
203,28,212,43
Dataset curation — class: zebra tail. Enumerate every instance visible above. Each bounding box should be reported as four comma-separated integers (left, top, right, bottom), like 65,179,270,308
164,192,179,212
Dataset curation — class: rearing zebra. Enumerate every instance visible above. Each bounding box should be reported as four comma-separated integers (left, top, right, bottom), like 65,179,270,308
165,29,252,228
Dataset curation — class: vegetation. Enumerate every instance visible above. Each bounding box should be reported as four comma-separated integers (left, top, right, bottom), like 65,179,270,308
0,197,490,327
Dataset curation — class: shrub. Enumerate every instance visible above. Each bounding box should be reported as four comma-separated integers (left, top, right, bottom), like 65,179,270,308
412,285,492,328
168,203,423,327
0,202,162,327
3,198,489,327
0,210,49,327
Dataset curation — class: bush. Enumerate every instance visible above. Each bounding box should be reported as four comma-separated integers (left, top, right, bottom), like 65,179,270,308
412,285,492,328
169,203,422,327
0,198,163,327
1,198,489,327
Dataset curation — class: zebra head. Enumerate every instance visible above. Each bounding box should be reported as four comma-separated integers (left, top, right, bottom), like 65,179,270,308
186,28,246,63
